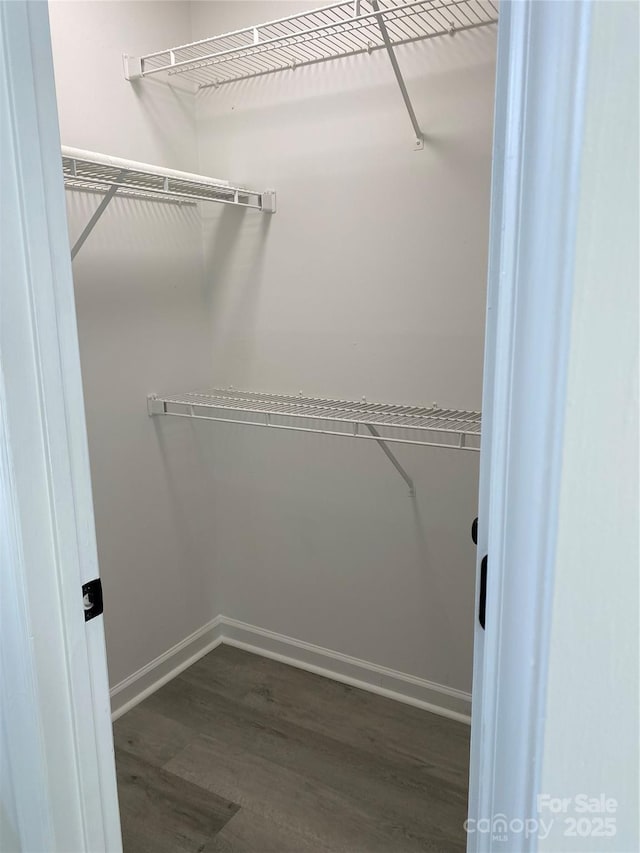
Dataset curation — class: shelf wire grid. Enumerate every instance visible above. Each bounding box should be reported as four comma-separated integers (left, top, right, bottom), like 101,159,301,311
62,151,266,209
149,388,482,451
133,0,498,89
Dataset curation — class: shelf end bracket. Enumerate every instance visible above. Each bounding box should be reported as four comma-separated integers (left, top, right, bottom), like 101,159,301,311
123,54,143,81
365,424,415,497
261,190,277,214
147,394,165,416
371,0,424,150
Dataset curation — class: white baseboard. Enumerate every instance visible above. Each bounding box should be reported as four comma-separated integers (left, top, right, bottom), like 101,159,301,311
110,617,223,720
218,616,471,724
110,615,471,724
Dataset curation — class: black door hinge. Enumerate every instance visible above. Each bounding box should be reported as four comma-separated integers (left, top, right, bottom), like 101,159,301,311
479,555,487,630
471,517,487,630
82,578,103,621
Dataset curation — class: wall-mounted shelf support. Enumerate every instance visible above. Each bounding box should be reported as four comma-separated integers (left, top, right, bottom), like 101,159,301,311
370,0,423,149
71,171,123,260
147,389,481,495
364,423,415,495
62,146,275,259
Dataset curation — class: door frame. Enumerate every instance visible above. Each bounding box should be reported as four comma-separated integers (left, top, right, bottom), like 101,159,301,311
0,0,595,850
0,1,121,850
467,1,593,850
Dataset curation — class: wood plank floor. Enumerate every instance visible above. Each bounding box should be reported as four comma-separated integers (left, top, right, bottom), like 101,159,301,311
113,646,470,853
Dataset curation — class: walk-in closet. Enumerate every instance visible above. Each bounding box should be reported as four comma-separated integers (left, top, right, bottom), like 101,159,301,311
48,1,498,849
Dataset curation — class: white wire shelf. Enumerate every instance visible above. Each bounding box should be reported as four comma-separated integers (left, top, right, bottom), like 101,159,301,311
124,0,498,90
147,388,481,452
62,147,275,211
62,146,275,259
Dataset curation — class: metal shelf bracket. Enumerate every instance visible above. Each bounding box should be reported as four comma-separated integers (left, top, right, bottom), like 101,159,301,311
71,171,124,260
371,0,424,149
365,423,416,496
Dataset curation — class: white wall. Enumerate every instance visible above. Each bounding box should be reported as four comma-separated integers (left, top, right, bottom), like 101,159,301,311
48,1,220,687
539,2,639,850
190,1,496,692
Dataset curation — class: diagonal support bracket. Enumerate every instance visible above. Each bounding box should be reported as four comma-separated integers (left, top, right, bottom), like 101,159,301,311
365,423,416,497
71,170,126,259
371,0,424,150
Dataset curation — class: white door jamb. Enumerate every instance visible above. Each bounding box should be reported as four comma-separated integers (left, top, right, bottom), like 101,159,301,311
467,2,593,850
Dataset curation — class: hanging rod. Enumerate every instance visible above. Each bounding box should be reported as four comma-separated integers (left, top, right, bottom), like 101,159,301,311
147,388,482,495
123,0,497,148
61,146,276,259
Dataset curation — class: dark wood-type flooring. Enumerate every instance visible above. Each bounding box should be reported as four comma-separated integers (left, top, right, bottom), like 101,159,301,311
113,645,470,853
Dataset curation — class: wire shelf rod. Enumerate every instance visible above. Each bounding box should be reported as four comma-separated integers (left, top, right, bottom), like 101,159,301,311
140,0,355,63
64,175,263,209
148,388,481,491
190,17,493,91
148,407,481,450
162,388,481,433
148,390,481,441
150,0,455,71
124,0,498,88
61,146,275,257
